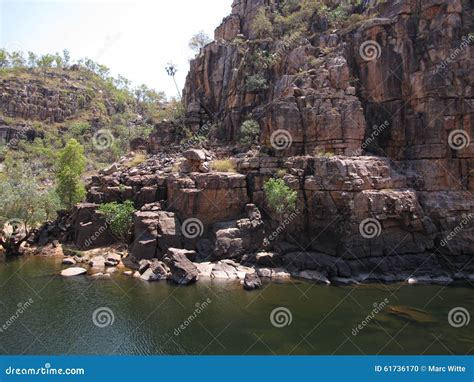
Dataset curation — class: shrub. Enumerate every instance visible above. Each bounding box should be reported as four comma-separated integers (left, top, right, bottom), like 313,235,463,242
314,149,336,158
56,139,86,210
264,178,297,215
239,119,260,146
98,200,136,242
124,152,147,168
245,74,268,92
252,7,274,38
210,159,236,173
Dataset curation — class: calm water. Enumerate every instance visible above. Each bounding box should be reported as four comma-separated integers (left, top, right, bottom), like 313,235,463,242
0,257,472,355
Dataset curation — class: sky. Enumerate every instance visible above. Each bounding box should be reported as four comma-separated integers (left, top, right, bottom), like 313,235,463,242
0,0,233,98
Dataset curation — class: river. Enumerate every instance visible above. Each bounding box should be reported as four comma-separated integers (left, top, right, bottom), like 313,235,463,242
0,257,472,355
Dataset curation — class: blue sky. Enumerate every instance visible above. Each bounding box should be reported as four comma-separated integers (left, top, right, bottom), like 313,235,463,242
0,0,233,97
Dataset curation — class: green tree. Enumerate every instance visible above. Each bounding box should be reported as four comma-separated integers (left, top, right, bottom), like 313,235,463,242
252,7,274,38
189,31,212,53
239,119,260,146
27,51,37,68
56,139,86,209
98,201,136,243
8,51,25,67
264,178,297,217
0,157,59,255
37,54,55,69
0,49,8,67
62,49,71,67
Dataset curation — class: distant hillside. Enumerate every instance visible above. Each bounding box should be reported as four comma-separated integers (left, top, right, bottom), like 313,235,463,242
0,53,172,180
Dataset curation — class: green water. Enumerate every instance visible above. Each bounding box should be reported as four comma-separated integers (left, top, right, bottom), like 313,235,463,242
0,257,472,355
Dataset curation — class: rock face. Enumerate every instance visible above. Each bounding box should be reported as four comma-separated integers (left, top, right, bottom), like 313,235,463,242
74,0,472,283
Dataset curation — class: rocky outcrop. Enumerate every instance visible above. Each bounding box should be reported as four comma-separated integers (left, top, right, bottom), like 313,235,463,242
70,0,472,285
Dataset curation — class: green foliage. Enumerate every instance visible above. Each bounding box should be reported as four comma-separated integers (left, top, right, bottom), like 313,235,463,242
56,139,86,210
239,119,260,146
189,31,212,53
252,7,274,38
98,200,136,242
245,74,268,92
0,156,59,238
264,178,297,215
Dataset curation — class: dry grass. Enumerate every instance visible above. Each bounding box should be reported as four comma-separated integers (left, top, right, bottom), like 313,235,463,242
210,158,237,173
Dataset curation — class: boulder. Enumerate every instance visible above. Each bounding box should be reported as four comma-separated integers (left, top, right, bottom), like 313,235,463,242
164,248,199,285
243,273,262,290
61,267,87,277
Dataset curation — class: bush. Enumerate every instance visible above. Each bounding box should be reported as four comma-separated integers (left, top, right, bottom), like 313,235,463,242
124,152,147,168
252,7,274,38
264,178,297,215
245,74,268,92
98,200,136,242
210,159,236,173
56,139,86,210
239,119,260,146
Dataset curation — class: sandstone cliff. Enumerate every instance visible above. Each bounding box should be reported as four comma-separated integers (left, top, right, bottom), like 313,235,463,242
74,0,473,284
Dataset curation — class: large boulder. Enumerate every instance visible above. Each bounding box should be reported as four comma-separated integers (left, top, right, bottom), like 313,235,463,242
163,248,199,285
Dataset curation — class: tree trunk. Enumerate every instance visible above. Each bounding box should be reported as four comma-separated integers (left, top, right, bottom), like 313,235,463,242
0,235,27,256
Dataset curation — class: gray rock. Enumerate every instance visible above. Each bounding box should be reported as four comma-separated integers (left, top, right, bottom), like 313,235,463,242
61,267,87,277
243,273,262,290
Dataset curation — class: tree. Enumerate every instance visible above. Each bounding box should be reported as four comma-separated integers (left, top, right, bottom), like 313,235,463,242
8,51,25,67
98,201,136,243
239,119,260,146
0,49,7,67
252,7,274,38
165,62,181,99
264,178,297,217
62,49,71,67
56,139,86,210
37,54,55,69
27,51,37,68
189,31,212,53
0,157,59,255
